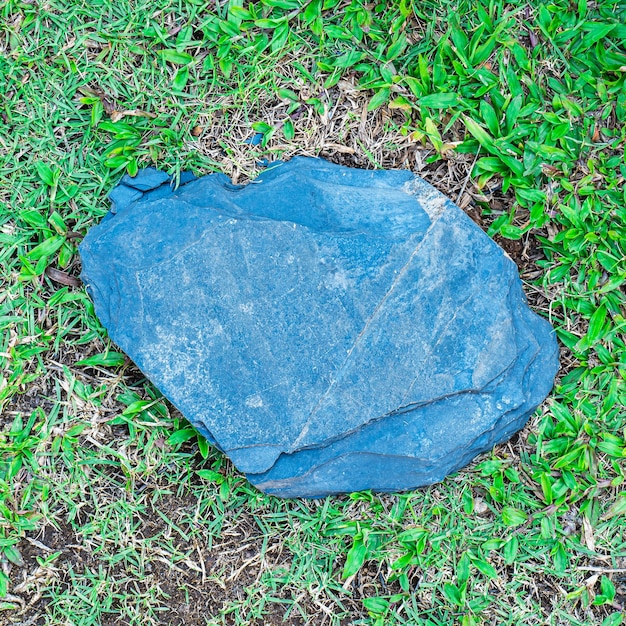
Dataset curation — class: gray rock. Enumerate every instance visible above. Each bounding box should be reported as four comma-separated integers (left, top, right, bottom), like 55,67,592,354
80,157,559,498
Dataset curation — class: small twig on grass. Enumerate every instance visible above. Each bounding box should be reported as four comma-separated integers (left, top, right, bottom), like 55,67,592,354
577,567,626,573
25,537,54,552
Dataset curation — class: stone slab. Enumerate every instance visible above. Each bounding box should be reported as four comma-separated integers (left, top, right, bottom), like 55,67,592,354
80,157,559,497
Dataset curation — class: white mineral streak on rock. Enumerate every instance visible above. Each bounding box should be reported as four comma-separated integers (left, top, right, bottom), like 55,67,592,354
245,394,264,408
401,178,449,220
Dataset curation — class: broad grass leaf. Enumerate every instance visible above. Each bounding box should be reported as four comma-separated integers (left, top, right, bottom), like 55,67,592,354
0,570,8,597
333,50,364,68
472,31,498,65
389,96,412,111
303,0,321,23
586,304,607,343
252,122,272,136
277,88,299,101
480,100,499,135
159,49,194,65
197,435,210,459
172,67,189,91
503,536,519,564
65,423,87,437
3,544,24,567
342,538,367,579
362,597,388,614
505,94,524,133
20,210,48,229
580,22,616,49
271,22,290,51
126,158,139,177
99,121,141,137
463,116,495,150
601,613,623,626
48,211,66,234
540,472,554,504
218,20,241,38
35,161,56,186
219,57,233,78
501,506,528,526
472,557,498,579
419,92,459,108
75,352,126,368
499,154,524,176
228,5,251,19
254,18,284,28
197,469,223,482
368,88,390,111
551,542,569,574
27,235,64,260
457,552,470,587
167,428,198,445
397,527,427,542
553,446,584,469
597,433,624,457
476,156,508,173
386,34,407,61
500,224,524,240
443,582,463,606
599,576,616,602
283,119,295,140
104,155,132,170
122,400,152,416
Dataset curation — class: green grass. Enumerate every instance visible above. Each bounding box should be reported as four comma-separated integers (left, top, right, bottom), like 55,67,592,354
1,0,626,624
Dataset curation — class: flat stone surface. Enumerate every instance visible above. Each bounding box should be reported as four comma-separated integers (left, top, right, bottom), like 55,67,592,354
80,157,559,497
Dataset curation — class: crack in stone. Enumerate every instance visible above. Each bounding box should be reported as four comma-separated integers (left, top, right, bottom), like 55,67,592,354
290,209,446,452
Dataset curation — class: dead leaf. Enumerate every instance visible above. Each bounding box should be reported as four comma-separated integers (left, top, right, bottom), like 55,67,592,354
322,143,355,154
458,193,473,210
389,98,412,112
474,497,489,515
110,109,157,123
542,164,561,177
592,125,601,142
441,141,462,154
585,573,599,598
46,267,82,287
79,85,115,114
338,79,358,94
79,86,156,122
581,516,596,552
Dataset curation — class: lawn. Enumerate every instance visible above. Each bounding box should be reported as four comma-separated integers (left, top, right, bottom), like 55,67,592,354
1,0,625,624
